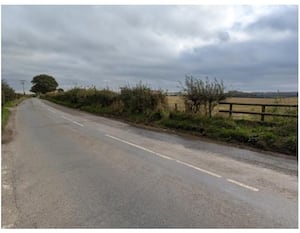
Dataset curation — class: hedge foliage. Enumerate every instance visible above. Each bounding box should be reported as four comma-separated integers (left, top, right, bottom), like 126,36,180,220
44,84,297,156
45,84,166,116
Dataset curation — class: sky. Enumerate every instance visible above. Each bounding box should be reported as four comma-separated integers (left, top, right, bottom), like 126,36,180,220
1,5,298,93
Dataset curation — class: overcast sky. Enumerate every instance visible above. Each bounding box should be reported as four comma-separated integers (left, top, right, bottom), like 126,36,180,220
1,5,298,93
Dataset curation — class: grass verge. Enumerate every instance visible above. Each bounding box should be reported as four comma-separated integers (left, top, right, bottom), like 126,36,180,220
42,96,298,156
2,107,11,132
2,96,29,133
159,112,297,155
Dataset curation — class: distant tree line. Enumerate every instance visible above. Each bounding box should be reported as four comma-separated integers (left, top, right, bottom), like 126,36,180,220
226,90,298,98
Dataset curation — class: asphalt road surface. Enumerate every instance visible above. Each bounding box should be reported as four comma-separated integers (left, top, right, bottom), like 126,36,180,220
2,98,298,228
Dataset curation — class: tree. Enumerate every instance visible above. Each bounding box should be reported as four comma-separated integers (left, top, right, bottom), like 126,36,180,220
30,74,58,94
181,75,226,117
181,76,204,113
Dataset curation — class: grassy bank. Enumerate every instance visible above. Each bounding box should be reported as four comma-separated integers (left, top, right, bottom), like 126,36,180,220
43,95,297,156
159,112,297,155
2,107,11,131
1,97,29,132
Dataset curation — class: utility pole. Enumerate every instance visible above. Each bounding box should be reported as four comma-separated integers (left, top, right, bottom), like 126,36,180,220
20,80,26,95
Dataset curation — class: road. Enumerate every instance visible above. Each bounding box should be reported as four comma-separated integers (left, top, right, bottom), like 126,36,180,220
2,98,298,228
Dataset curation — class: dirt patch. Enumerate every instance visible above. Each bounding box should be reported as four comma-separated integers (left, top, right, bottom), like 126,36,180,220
2,107,17,144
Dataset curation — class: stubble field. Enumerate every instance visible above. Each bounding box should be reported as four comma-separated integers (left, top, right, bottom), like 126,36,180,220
167,96,298,121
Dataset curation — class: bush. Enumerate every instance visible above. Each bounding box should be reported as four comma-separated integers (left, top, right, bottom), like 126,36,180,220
120,83,167,114
284,136,297,154
2,80,16,105
85,89,118,107
181,76,225,117
169,111,194,121
47,87,118,109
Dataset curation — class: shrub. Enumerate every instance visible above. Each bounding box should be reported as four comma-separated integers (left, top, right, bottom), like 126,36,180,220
284,136,297,154
47,87,118,109
119,82,167,114
181,76,225,117
257,131,278,147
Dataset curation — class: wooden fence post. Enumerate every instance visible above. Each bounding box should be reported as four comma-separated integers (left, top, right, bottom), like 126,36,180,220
218,101,297,121
261,105,266,121
175,103,178,112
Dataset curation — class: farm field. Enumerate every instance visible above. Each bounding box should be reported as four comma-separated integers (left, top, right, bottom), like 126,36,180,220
221,97,298,105
167,96,298,121
166,95,186,111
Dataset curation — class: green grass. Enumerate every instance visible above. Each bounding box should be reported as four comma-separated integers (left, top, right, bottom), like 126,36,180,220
4,96,29,107
2,96,29,133
1,107,11,132
159,112,297,155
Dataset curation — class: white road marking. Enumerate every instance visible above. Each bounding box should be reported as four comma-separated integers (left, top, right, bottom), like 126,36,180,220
44,102,260,192
47,106,83,127
227,178,259,192
61,116,84,127
106,134,174,161
105,134,222,179
175,160,222,178
47,108,56,113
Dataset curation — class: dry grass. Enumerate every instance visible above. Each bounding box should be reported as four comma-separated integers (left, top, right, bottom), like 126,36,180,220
166,96,186,111
220,97,298,105
218,97,298,120
166,96,298,121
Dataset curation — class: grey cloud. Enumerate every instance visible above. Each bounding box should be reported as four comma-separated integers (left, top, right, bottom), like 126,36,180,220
218,31,230,42
180,35,298,91
246,6,298,32
1,5,298,93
